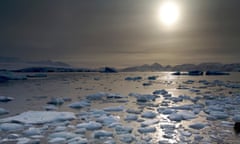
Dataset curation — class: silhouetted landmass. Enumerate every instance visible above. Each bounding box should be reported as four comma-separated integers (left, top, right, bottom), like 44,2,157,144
121,63,240,72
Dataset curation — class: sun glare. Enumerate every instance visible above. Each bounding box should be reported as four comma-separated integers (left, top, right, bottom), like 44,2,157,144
158,1,180,26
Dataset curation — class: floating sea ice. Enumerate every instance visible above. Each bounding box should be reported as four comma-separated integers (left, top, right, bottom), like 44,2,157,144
49,132,77,139
48,137,66,144
93,130,113,139
119,134,135,143
124,114,138,121
168,111,197,122
141,119,159,127
54,126,67,132
126,109,142,114
177,111,196,120
169,97,183,103
86,92,107,100
0,111,76,124
96,115,120,126
148,76,158,80
7,133,20,139
43,105,58,111
189,123,206,130
106,93,126,99
76,121,102,130
0,108,9,115
129,93,158,102
0,123,24,131
47,97,64,105
17,137,32,144
74,128,86,134
194,135,204,141
115,125,133,134
124,76,142,81
0,96,14,102
179,129,192,137
68,100,91,109
158,108,175,115
163,133,174,139
23,127,42,136
138,127,156,133
103,106,124,112
209,111,229,120
141,111,157,118
168,113,183,122
89,109,108,118
104,139,116,144
233,115,240,122
67,137,88,144
153,89,168,95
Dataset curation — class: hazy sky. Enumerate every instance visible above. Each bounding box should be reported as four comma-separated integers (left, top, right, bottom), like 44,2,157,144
0,0,240,67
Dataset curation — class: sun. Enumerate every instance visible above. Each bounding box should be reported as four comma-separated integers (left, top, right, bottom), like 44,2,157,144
158,1,180,26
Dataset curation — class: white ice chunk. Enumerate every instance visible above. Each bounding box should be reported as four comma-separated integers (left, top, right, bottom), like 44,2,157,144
209,111,229,120
141,119,159,127
119,134,135,143
49,132,76,139
177,111,196,120
138,127,156,133
124,114,138,121
23,127,42,136
0,123,23,131
76,121,102,130
103,106,124,112
0,111,76,124
0,96,14,102
141,111,157,118
189,123,206,130
68,100,91,109
93,130,113,139
47,98,64,105
48,137,66,144
115,125,133,134
96,115,120,126
0,108,9,115
86,92,107,100
67,137,88,144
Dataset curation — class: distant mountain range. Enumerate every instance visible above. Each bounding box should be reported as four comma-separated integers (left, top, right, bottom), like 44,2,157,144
121,62,240,72
0,57,71,70
0,57,239,72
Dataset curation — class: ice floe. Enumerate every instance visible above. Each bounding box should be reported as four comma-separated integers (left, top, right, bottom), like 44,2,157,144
68,100,91,109
124,114,138,121
76,121,102,130
115,125,133,134
103,106,125,112
0,96,14,102
93,130,113,138
138,127,156,133
0,123,24,131
141,111,157,118
189,123,206,130
0,108,9,115
0,111,76,124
